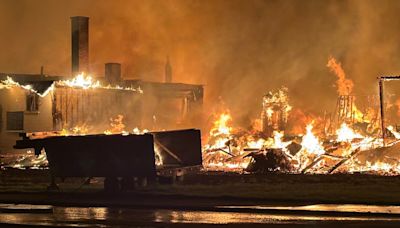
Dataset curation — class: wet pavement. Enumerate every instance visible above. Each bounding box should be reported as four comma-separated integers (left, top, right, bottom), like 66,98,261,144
1,204,400,227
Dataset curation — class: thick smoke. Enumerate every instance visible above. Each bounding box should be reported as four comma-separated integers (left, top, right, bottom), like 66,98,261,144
1,0,400,128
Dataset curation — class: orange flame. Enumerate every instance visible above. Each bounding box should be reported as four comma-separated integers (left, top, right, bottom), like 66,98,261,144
336,123,363,142
327,57,354,95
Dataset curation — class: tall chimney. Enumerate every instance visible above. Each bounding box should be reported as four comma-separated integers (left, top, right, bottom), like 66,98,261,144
71,16,89,76
105,63,121,85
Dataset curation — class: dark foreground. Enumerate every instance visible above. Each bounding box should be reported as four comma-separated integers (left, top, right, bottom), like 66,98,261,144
1,169,400,227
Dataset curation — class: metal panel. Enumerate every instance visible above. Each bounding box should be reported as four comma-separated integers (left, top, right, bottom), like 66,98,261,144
152,129,202,168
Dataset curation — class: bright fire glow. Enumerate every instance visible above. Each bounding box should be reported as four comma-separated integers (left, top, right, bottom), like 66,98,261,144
0,73,143,98
0,76,54,97
300,124,325,156
327,56,354,95
336,123,363,142
58,73,101,89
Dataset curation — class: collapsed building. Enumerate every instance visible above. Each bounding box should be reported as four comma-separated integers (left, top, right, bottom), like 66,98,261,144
202,58,400,176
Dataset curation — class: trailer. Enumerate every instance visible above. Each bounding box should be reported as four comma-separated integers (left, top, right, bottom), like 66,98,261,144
14,129,203,191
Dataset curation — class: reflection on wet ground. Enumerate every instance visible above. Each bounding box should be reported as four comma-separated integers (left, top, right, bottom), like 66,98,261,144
1,204,400,227
218,204,400,214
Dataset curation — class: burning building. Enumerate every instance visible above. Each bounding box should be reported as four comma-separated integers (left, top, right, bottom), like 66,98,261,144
0,16,203,154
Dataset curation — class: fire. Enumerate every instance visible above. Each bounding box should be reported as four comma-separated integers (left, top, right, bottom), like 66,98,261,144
0,76,54,97
58,73,143,93
0,73,143,99
327,56,354,95
271,131,287,149
212,113,232,136
204,112,233,151
262,87,292,134
246,137,265,149
266,107,273,118
387,125,400,139
60,124,90,136
58,73,101,89
104,115,127,135
336,123,363,142
300,123,325,156
132,127,149,135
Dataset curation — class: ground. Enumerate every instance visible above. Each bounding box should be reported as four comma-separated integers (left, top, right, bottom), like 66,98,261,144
1,169,400,205
1,169,400,227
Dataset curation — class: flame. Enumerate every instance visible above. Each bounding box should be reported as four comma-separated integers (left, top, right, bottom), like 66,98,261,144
336,123,363,142
104,115,127,135
0,76,54,97
387,125,400,139
327,57,354,95
246,137,265,149
266,107,273,118
213,113,232,136
204,112,233,150
154,144,163,166
300,123,325,156
57,72,142,93
0,73,143,99
262,87,292,130
58,73,101,89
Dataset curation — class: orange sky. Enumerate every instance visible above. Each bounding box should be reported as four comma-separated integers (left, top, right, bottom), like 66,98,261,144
1,0,400,124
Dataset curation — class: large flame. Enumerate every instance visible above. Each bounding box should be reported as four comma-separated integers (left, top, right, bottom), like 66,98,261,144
327,57,354,95
300,123,325,156
58,73,101,89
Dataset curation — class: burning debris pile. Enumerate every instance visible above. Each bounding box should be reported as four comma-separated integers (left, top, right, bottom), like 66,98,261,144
203,107,400,175
202,57,400,176
1,150,48,169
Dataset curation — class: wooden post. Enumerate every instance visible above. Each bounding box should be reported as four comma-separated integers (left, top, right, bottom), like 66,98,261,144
379,79,385,144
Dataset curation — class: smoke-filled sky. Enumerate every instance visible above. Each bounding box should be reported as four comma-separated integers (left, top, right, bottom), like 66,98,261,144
1,0,400,124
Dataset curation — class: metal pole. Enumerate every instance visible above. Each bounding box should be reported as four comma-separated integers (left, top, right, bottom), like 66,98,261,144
379,79,385,144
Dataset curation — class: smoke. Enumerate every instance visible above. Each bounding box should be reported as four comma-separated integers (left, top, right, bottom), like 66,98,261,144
1,0,400,128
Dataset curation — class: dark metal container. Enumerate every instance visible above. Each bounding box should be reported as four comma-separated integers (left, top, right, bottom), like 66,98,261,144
15,133,156,179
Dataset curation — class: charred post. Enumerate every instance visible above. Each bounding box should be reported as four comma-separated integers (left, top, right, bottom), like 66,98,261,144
379,79,385,142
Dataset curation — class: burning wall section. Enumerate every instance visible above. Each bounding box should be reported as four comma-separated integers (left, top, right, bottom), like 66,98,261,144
261,87,291,137
52,85,142,133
